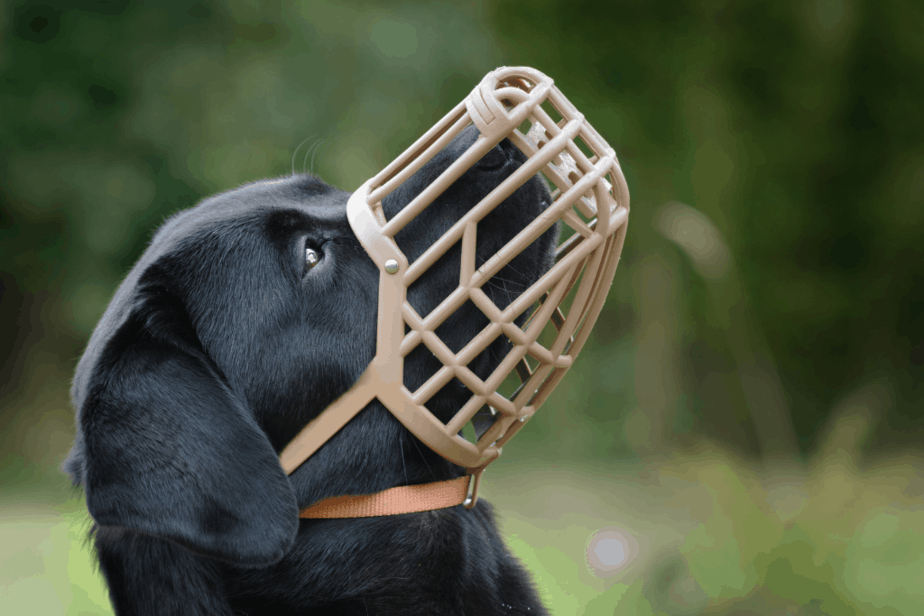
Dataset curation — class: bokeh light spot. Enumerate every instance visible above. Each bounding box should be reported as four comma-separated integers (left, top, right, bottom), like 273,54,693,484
593,537,626,567
586,527,639,577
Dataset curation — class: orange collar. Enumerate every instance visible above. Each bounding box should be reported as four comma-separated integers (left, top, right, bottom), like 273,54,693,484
299,475,476,519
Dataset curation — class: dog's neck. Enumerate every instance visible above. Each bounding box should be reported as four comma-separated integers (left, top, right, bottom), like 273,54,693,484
287,399,465,509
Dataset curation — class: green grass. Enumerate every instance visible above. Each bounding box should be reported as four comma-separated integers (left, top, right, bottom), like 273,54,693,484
482,443,924,615
0,490,112,614
2,444,923,615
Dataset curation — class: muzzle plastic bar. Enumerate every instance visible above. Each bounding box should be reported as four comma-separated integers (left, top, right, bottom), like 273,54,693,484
280,67,630,505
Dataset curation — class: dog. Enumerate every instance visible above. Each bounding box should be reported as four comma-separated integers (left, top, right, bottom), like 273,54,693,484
63,125,559,615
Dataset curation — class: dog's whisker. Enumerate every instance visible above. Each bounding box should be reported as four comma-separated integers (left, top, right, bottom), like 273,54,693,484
498,262,531,288
410,434,437,482
302,140,317,175
400,432,410,486
290,134,318,176
483,274,528,306
308,139,327,177
301,137,326,176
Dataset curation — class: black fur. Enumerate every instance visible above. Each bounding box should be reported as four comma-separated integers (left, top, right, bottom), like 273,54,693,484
64,126,558,615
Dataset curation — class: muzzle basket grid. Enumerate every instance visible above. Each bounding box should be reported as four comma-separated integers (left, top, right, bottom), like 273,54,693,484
280,67,630,505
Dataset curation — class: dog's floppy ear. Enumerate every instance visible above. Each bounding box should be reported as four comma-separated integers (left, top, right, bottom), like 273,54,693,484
71,270,298,568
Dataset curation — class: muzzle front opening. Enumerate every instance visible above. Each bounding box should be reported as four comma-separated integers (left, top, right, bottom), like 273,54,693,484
281,67,630,500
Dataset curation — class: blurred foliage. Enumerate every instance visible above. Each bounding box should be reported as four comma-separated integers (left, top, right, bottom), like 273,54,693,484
491,0,924,454
1,0,923,614
2,0,922,460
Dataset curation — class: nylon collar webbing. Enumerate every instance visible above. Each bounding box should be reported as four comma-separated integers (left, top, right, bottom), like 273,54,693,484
298,476,472,519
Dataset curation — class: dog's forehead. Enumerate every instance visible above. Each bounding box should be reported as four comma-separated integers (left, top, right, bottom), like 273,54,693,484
152,175,347,250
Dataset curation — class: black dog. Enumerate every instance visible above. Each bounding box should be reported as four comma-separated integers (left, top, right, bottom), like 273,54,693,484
63,125,558,615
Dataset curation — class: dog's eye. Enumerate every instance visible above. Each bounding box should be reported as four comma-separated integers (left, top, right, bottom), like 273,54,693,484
304,246,322,272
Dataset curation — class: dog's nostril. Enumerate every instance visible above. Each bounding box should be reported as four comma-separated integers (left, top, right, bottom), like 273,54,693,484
501,137,529,165
499,137,517,153
476,145,508,171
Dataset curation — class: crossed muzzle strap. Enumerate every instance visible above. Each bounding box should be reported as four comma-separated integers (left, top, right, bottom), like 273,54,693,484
281,66,630,517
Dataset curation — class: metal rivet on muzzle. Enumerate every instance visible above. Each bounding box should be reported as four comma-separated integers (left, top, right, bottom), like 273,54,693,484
384,259,399,274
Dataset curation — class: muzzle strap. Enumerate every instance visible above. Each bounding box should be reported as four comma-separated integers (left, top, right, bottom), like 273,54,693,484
298,476,471,519
282,67,629,513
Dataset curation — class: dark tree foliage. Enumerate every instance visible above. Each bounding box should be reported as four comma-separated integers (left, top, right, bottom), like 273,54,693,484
491,0,924,452
2,0,922,459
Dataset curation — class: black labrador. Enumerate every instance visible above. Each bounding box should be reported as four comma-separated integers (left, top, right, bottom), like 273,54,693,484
63,125,559,615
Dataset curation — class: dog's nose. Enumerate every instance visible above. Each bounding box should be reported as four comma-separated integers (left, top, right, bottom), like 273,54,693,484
500,136,528,165
498,137,518,155
474,137,526,172
475,141,509,171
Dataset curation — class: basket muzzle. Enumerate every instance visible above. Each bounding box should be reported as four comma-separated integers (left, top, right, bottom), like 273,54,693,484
280,66,630,496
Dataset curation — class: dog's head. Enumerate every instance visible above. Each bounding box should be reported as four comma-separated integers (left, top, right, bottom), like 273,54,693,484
63,125,556,567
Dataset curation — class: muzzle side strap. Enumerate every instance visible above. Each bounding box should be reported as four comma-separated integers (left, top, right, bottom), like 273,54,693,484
298,476,472,519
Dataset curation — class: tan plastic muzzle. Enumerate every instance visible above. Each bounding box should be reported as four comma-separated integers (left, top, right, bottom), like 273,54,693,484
280,66,630,507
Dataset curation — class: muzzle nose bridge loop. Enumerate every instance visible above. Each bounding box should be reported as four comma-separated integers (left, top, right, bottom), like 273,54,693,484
280,67,630,511
466,77,552,144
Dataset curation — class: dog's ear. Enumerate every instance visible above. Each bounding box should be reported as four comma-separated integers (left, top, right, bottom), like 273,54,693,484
72,271,298,568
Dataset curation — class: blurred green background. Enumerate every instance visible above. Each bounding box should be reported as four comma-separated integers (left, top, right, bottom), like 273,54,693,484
2,1,922,614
